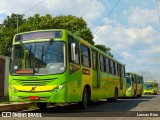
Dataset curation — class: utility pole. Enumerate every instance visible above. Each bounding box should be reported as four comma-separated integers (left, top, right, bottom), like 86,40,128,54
17,14,18,34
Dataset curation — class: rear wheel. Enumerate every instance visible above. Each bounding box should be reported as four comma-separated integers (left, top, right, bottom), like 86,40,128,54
37,103,47,109
79,88,89,109
133,91,137,98
113,89,118,102
108,89,118,102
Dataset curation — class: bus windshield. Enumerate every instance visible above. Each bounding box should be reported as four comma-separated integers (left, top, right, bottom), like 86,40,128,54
10,41,65,75
144,83,153,89
126,77,131,89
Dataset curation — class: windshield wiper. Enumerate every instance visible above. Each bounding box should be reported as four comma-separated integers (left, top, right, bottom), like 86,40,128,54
35,38,54,74
43,38,54,56
36,45,44,74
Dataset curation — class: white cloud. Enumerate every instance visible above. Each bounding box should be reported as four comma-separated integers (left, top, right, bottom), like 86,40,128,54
143,45,160,54
0,17,4,23
77,0,105,22
0,0,105,28
128,7,158,27
93,18,160,77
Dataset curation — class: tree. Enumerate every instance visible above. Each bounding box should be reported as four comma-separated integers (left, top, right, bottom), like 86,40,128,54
52,15,94,44
0,13,25,56
18,14,94,44
0,13,112,56
95,44,113,57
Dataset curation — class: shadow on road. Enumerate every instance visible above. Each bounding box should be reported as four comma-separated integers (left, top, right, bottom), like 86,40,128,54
25,95,157,115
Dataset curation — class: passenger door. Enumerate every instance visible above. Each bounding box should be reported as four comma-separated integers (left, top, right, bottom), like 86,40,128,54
92,51,99,87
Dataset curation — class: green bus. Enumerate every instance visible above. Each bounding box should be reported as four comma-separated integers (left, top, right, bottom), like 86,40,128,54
125,72,143,97
143,81,158,94
9,29,126,109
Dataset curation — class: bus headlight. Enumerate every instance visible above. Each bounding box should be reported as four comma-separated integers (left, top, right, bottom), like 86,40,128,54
10,86,18,93
51,83,66,93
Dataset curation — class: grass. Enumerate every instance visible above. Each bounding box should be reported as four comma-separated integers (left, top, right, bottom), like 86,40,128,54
27,103,38,110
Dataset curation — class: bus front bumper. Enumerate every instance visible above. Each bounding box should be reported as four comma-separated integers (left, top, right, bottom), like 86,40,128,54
9,86,67,103
143,90,154,94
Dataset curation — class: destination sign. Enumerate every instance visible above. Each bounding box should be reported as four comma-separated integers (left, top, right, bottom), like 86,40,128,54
15,31,62,42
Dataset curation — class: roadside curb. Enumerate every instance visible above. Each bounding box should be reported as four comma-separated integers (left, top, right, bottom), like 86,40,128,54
0,102,31,112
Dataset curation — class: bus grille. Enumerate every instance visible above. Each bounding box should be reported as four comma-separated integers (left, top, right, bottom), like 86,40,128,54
13,78,57,86
19,96,50,101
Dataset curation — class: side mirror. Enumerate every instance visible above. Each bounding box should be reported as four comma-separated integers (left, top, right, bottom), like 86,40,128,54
71,43,76,62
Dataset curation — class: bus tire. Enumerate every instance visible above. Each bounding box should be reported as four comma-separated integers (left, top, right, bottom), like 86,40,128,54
108,88,118,102
112,88,118,102
37,103,47,109
133,91,137,98
79,87,89,109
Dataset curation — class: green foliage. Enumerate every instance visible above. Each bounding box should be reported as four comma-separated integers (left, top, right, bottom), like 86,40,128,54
0,13,25,55
95,44,113,57
18,14,94,45
0,13,112,56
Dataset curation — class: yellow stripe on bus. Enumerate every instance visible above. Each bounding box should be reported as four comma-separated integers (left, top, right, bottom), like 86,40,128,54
14,86,56,92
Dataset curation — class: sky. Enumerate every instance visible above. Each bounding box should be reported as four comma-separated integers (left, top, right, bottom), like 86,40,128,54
0,0,160,82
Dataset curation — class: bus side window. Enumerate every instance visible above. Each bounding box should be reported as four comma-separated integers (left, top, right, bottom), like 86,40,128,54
81,44,90,68
121,66,125,78
114,63,118,76
139,77,141,84
113,62,117,75
108,59,112,74
110,60,114,75
117,64,119,76
123,66,125,77
105,58,110,73
100,55,105,72
142,77,144,84
92,51,98,70
68,36,80,73
132,75,135,84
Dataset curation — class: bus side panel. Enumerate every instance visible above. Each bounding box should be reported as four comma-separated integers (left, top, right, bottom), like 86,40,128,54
66,69,82,103
92,72,112,100
138,84,143,95
92,73,121,100
81,67,92,94
118,78,126,97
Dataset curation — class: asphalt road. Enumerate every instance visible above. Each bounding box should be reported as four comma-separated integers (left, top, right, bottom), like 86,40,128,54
20,94,160,118
1,94,160,120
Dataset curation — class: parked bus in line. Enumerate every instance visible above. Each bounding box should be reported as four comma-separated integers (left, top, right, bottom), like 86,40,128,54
9,29,126,109
143,81,158,94
125,72,143,97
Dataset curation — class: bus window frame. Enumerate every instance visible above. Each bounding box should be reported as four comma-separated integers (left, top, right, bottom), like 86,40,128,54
68,36,80,74
81,44,91,68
